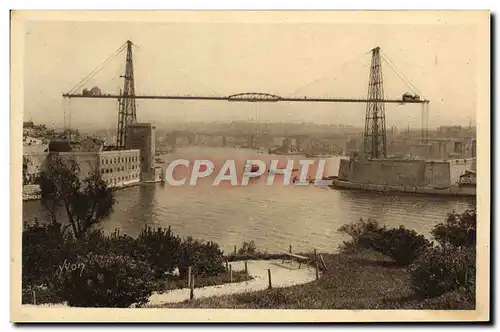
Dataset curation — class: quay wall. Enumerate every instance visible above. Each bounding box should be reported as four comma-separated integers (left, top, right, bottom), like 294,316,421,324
423,161,450,188
338,158,452,188
332,179,476,197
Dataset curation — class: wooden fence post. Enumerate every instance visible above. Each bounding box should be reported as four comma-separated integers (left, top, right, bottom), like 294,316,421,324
244,261,248,274
320,254,328,271
190,275,194,300
234,245,237,254
229,264,233,283
268,269,272,289
314,248,319,280
289,245,292,253
187,266,192,288
32,290,36,305
225,260,229,271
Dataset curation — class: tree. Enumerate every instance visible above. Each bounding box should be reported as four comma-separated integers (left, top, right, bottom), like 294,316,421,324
39,154,115,240
432,209,476,248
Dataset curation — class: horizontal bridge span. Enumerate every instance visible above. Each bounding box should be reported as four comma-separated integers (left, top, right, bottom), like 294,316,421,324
62,93,430,104
228,92,281,102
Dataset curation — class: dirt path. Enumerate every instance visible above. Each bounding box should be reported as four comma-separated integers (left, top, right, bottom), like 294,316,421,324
147,259,318,306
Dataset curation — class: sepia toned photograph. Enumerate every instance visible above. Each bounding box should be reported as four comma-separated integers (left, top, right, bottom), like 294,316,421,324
10,10,490,322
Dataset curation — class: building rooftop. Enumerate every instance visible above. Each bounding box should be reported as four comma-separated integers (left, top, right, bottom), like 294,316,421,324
127,123,155,128
48,139,72,152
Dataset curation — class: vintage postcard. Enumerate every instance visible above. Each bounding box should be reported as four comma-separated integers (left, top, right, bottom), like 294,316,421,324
10,10,490,322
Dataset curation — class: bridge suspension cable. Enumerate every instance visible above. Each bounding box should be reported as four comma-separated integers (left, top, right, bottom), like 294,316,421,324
285,50,372,98
66,42,128,95
132,43,221,96
379,49,429,143
380,49,424,98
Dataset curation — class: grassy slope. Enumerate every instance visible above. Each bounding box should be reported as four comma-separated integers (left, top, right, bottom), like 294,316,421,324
156,250,475,309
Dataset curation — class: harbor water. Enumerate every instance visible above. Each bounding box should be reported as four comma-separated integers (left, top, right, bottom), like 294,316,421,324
22,147,475,254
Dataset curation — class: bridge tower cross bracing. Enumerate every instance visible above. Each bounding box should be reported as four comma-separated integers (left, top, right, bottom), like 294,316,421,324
363,46,387,159
117,40,137,147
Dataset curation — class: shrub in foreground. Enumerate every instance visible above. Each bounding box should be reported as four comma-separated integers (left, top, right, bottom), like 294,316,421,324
57,253,155,307
375,227,432,266
432,209,476,248
178,237,226,278
337,218,386,253
238,241,257,255
136,226,182,278
410,246,476,298
22,221,66,288
338,219,430,265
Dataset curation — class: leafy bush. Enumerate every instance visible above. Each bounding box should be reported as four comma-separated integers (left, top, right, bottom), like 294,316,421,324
410,246,476,298
22,221,67,288
338,219,430,265
374,227,432,266
23,222,240,306
337,218,386,253
432,209,476,248
136,226,182,278
238,241,257,255
178,237,226,277
56,253,155,307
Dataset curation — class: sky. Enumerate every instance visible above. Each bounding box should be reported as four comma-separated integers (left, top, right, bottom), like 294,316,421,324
23,18,478,130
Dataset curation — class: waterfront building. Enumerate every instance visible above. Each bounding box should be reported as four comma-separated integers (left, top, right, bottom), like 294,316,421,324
98,149,141,188
459,170,476,187
22,122,160,201
125,123,157,181
79,137,105,152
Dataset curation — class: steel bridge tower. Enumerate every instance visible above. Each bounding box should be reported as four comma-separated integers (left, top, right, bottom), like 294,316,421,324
363,46,387,159
117,40,137,147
